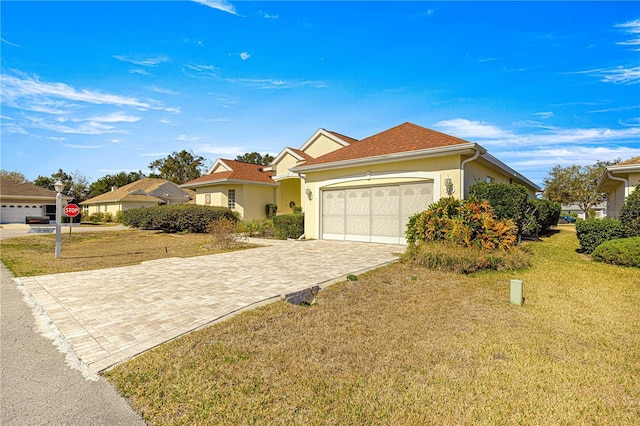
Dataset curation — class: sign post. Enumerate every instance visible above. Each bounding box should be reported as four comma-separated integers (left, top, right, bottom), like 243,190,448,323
64,204,80,236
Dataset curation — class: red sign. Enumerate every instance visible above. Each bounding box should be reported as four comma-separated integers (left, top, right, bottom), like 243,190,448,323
63,204,80,217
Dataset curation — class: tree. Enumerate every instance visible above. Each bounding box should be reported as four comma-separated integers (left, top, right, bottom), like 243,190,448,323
543,160,618,217
0,170,28,183
33,169,90,202
148,150,206,184
88,171,146,198
235,152,275,165
620,186,640,236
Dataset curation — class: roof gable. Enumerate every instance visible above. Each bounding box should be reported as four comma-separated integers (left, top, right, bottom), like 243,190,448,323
81,178,186,205
182,159,276,187
299,129,356,158
297,122,471,168
0,178,68,199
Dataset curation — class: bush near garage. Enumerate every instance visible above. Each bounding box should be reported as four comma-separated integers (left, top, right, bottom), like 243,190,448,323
575,219,629,254
405,197,517,250
273,213,304,240
468,182,530,237
120,205,237,233
401,240,532,274
620,186,640,237
591,237,640,268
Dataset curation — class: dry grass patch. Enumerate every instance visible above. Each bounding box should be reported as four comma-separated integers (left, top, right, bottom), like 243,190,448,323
0,230,256,276
106,228,640,425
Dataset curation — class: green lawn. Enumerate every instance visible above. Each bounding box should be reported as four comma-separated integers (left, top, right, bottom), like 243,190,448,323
105,227,640,425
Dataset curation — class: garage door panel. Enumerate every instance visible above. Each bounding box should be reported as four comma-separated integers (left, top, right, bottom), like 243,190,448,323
322,182,434,244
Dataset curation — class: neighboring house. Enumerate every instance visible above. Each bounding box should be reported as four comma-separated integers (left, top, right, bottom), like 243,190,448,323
183,122,540,243
81,178,194,216
597,156,640,218
0,178,72,223
561,203,606,220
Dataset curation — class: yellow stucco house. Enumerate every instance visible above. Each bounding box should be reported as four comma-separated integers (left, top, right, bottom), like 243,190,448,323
81,178,194,216
182,122,540,243
597,156,640,218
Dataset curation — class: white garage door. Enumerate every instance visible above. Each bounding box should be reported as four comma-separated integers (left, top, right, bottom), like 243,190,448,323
0,204,45,224
322,183,433,244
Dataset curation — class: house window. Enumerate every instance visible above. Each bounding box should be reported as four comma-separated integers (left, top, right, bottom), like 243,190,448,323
486,176,495,183
228,189,236,209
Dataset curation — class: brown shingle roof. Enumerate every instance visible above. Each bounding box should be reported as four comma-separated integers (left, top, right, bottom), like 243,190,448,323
617,156,640,166
288,148,313,162
0,178,66,199
182,160,276,187
81,178,171,205
325,130,360,145
298,122,471,167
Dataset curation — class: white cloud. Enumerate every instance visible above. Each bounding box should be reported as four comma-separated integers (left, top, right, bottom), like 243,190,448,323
240,52,250,60
177,134,201,141
497,146,640,169
258,11,279,19
434,118,640,148
183,64,220,79
75,112,141,123
139,152,170,157
114,54,170,67
2,72,151,109
194,144,245,157
129,69,151,76
149,86,180,96
533,111,554,119
62,143,103,149
192,0,238,16
616,19,640,50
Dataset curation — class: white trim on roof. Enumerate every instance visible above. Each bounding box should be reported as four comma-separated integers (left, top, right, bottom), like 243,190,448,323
181,178,278,189
479,153,542,192
272,147,308,166
298,128,353,153
206,158,233,175
292,143,479,173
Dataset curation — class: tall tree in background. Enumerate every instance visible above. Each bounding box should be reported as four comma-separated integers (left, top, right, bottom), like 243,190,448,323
148,150,205,185
543,160,618,217
0,170,28,183
88,171,146,198
33,169,90,203
235,152,275,165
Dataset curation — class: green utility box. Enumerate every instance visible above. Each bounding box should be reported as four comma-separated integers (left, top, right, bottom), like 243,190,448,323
510,279,523,305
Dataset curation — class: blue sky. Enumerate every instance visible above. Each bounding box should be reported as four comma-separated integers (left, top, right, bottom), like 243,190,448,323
2,1,639,186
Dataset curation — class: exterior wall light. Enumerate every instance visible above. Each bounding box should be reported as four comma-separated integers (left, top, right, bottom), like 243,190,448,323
444,177,455,196
305,188,313,200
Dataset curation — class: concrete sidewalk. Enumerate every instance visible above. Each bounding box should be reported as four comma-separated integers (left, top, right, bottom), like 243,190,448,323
15,239,401,375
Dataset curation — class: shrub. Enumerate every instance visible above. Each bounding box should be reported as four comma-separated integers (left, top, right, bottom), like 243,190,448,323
468,182,529,237
120,205,237,233
237,219,274,238
401,241,532,274
592,237,640,268
406,197,517,250
103,212,114,223
575,219,628,254
88,212,105,223
208,217,239,250
524,198,561,236
265,204,278,219
620,186,640,236
273,213,304,240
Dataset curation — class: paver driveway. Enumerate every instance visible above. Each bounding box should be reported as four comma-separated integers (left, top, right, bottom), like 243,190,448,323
16,239,401,374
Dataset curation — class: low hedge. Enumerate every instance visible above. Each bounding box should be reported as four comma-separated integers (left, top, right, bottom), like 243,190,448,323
120,205,237,233
401,241,532,274
273,213,304,240
592,237,640,268
575,219,629,254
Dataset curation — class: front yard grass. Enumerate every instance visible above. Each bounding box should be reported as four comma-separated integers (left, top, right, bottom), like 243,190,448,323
105,227,640,425
0,230,255,276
